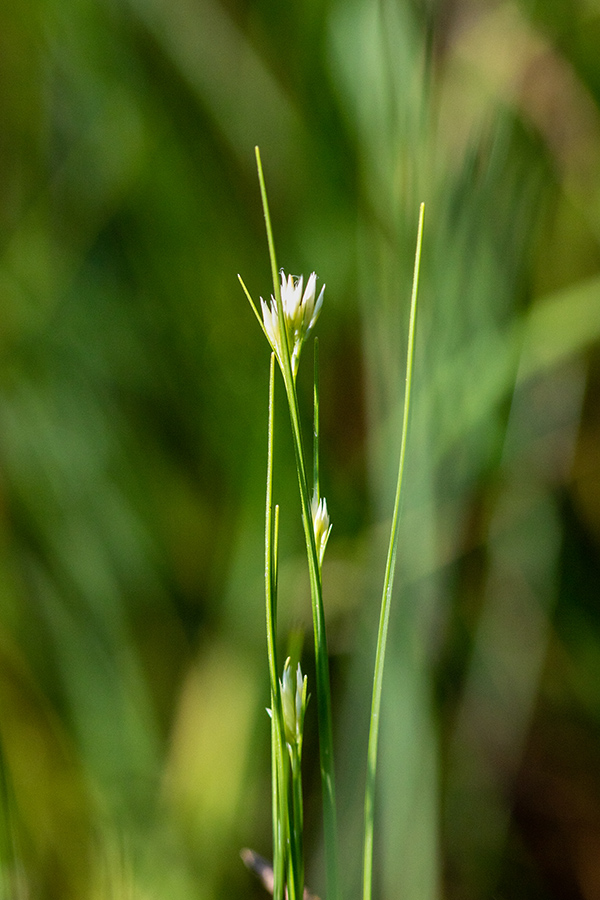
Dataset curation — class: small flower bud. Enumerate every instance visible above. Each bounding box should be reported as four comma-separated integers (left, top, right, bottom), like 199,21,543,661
311,491,332,567
280,658,308,751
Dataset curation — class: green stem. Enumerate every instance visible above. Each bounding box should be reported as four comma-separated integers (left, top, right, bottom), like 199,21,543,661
291,750,305,900
265,354,287,900
313,338,320,499
256,146,339,900
362,203,425,900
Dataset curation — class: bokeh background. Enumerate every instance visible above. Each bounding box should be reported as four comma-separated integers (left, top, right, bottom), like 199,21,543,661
1,0,600,898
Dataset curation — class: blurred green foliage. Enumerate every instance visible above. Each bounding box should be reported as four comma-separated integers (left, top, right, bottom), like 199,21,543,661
1,0,600,898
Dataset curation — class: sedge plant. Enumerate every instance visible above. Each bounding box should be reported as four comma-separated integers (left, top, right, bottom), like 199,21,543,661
239,147,424,900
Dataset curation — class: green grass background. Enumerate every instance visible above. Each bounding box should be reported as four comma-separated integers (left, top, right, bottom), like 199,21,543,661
1,1,600,898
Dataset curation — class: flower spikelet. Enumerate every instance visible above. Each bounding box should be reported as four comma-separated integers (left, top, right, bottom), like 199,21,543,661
311,491,332,567
261,271,324,377
280,658,308,753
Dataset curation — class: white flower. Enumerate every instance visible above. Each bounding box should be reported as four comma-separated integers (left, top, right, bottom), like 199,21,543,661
311,491,332,567
260,271,325,377
280,658,308,751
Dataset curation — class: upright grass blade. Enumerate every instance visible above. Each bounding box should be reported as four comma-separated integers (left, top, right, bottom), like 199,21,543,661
362,203,425,900
255,147,339,900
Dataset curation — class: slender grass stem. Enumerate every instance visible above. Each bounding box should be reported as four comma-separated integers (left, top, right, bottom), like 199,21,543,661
291,750,305,900
286,756,301,900
255,146,339,900
362,203,425,900
265,354,288,900
313,339,320,499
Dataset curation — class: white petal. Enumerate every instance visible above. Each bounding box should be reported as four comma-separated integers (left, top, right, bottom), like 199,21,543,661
308,283,325,333
303,272,317,308
261,298,279,349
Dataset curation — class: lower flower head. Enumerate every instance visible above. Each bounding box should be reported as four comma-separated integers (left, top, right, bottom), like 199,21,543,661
280,658,308,750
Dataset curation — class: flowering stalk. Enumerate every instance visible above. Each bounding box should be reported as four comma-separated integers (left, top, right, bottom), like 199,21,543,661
239,146,339,900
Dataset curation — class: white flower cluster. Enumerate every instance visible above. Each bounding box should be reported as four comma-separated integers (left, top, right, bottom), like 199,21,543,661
261,271,325,377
